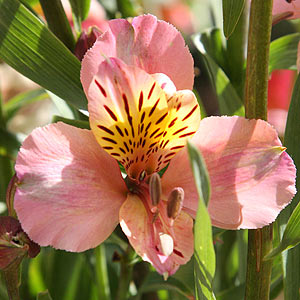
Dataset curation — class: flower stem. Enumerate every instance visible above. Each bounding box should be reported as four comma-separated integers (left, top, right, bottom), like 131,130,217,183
116,246,136,300
244,0,273,299
94,244,111,300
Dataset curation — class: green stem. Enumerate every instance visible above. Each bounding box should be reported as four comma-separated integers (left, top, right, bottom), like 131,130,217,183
116,246,136,300
39,0,75,51
94,244,111,300
244,0,273,121
244,1,273,299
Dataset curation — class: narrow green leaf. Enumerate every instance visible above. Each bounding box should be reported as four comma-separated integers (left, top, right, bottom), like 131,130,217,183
222,0,245,38
37,290,53,300
137,272,193,299
277,71,300,299
94,245,111,300
0,128,21,158
269,33,300,73
4,89,48,121
187,142,210,205
39,0,75,51
266,201,300,259
0,0,87,110
52,115,90,129
193,34,244,116
216,284,245,300
187,142,215,300
116,0,139,18
196,28,227,73
68,0,91,31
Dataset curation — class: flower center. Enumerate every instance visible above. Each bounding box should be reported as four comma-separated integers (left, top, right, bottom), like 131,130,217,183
89,60,200,180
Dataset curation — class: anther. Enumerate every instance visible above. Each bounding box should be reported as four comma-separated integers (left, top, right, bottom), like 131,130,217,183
149,173,162,206
167,187,184,219
159,233,174,257
139,170,146,182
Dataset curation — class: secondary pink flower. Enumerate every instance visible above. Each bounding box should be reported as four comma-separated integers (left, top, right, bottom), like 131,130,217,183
273,0,300,22
13,15,296,276
267,70,295,136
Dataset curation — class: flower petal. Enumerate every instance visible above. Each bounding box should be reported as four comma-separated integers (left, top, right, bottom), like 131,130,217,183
119,194,193,275
162,116,296,229
15,122,127,252
87,58,199,180
81,14,194,93
272,0,300,20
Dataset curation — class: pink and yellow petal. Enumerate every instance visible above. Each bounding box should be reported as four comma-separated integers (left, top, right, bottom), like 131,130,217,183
162,116,296,229
15,122,127,252
119,194,193,275
87,58,200,179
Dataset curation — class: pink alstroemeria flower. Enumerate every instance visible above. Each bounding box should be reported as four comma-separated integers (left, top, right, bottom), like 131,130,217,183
14,15,296,276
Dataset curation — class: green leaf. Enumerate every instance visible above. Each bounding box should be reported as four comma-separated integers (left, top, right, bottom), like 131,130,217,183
187,142,215,300
116,0,139,18
136,271,193,299
68,0,91,31
37,290,53,300
39,0,75,51
52,115,90,129
222,0,245,38
276,71,300,299
193,34,244,116
269,33,300,73
0,128,20,158
3,89,48,121
216,284,245,300
0,0,87,110
266,201,300,260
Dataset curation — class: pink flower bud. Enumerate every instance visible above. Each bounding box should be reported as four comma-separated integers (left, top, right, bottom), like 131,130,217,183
74,26,102,61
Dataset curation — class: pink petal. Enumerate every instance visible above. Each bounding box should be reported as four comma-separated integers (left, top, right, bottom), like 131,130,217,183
81,14,194,94
15,122,127,252
272,0,300,20
119,194,193,275
162,116,296,229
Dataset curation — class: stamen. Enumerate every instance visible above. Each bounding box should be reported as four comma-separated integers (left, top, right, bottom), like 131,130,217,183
167,187,184,219
159,233,174,257
163,272,169,281
149,173,162,206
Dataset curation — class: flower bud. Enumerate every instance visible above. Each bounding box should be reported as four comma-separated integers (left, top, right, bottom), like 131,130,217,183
0,216,40,270
149,173,162,206
74,26,102,61
167,187,184,219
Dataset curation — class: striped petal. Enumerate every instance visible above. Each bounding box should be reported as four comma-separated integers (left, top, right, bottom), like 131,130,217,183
119,194,194,275
161,116,296,229
15,122,127,252
87,58,200,180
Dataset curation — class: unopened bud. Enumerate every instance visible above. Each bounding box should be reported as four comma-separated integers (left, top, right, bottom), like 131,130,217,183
0,216,40,270
159,233,174,257
74,26,102,61
167,187,184,219
149,173,161,206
